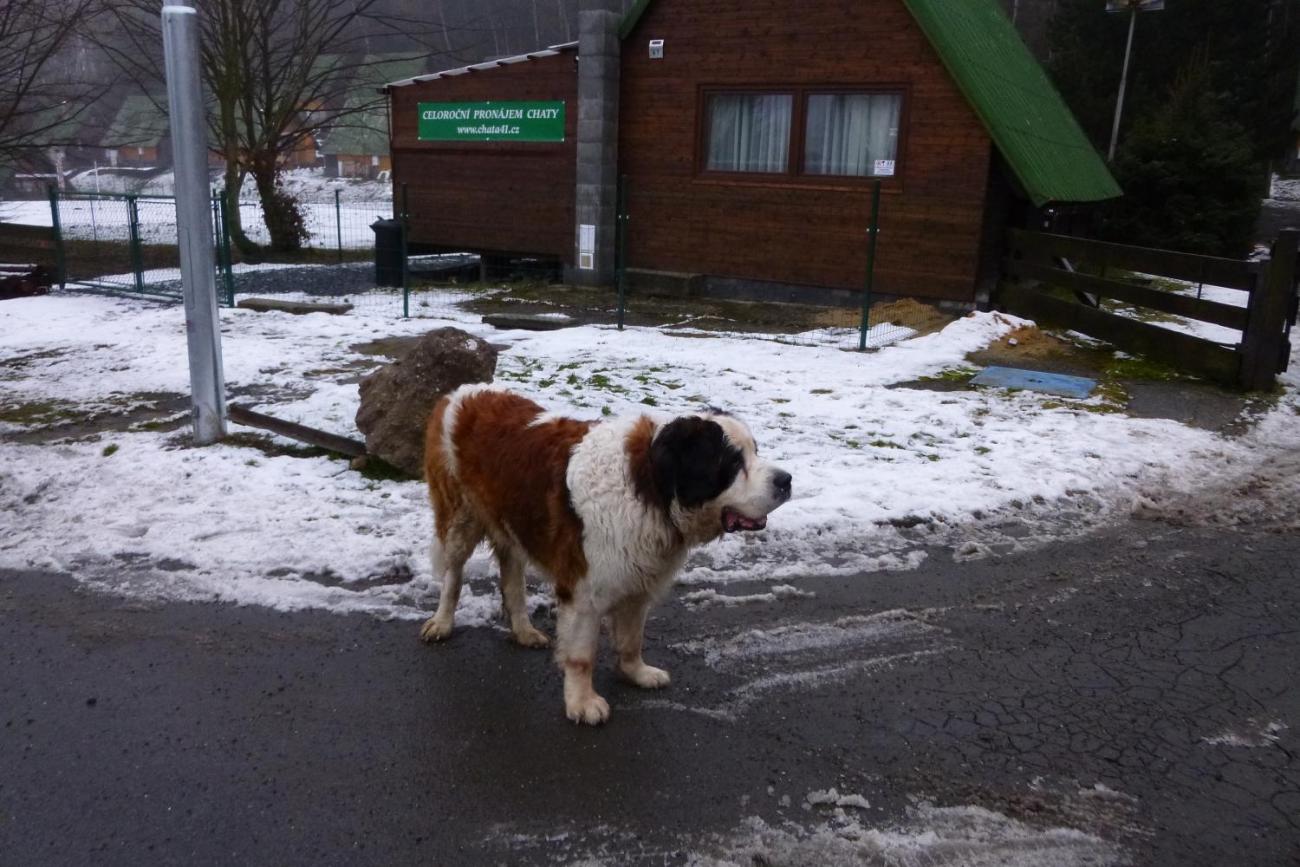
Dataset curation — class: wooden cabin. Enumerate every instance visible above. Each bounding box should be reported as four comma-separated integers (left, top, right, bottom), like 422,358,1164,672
101,95,170,169
387,0,1120,307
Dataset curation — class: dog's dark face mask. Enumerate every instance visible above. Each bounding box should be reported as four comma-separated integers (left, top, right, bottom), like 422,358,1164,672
651,417,745,511
648,415,791,544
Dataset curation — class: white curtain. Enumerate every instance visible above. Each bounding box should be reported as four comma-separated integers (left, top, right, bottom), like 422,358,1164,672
707,94,793,173
804,93,901,177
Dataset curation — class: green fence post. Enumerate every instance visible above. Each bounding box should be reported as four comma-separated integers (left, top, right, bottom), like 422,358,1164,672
335,188,343,263
616,174,628,331
218,191,235,306
400,183,409,319
47,185,66,289
126,194,145,294
858,180,883,352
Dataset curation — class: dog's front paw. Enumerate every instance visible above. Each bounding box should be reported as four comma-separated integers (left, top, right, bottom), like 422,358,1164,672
565,693,611,726
419,615,454,643
621,662,671,689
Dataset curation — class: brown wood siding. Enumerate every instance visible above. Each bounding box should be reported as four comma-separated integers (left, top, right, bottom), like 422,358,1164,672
620,0,994,302
389,51,578,260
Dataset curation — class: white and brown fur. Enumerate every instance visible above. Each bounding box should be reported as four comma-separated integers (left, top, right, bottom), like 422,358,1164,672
420,384,792,725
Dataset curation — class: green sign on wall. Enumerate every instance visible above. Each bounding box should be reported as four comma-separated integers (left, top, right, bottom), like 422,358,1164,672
417,101,566,142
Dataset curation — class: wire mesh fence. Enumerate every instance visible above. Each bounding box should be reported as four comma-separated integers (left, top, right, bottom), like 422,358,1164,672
50,191,191,299
40,182,953,352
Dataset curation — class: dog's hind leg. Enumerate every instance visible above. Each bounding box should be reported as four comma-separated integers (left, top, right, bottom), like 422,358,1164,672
494,543,550,648
420,512,482,643
612,594,670,689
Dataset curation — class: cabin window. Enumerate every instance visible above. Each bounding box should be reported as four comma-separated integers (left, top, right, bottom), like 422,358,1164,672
700,86,906,182
804,93,902,177
705,93,793,173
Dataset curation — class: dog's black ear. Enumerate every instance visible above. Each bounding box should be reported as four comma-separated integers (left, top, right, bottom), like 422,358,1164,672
651,417,744,509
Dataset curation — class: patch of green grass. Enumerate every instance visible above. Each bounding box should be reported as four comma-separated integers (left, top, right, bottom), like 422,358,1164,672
869,439,903,449
920,366,979,384
601,406,613,417
0,399,83,426
974,446,991,455
1104,354,1187,383
640,395,658,407
771,398,790,404
102,444,119,457
810,388,834,395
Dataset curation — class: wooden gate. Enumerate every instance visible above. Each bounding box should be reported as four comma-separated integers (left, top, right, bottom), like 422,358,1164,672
999,229,1298,390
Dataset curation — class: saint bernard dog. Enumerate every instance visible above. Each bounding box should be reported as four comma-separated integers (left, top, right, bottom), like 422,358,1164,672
420,384,792,725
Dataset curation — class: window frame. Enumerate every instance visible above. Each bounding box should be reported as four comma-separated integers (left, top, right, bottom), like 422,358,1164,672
695,83,910,190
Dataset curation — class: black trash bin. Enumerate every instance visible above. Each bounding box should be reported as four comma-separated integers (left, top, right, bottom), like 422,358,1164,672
371,218,405,287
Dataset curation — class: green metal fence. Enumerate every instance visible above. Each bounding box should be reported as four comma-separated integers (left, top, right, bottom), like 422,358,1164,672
40,179,942,353
47,187,215,301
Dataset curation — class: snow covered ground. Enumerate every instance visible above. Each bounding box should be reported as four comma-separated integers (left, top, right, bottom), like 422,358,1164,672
1,292,1296,624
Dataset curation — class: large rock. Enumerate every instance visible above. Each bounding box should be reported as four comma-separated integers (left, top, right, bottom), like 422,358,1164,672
355,327,497,478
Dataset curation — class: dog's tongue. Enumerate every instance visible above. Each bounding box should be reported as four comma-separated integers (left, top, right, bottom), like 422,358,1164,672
723,508,767,533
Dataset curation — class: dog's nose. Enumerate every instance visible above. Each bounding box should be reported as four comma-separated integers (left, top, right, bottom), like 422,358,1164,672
772,470,792,500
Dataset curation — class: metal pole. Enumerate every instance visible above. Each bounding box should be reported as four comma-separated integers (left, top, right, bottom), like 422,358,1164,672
162,4,227,444
400,183,410,318
334,188,343,262
858,181,882,352
47,185,66,289
127,195,145,294
218,193,235,306
1107,6,1138,162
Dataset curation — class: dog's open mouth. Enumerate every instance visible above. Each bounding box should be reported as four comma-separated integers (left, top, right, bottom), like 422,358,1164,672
722,507,767,533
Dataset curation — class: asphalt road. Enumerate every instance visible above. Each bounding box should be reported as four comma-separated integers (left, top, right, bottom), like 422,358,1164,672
2,511,1299,866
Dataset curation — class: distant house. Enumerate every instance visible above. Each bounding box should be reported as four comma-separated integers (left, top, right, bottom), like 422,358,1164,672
101,95,170,169
321,55,425,180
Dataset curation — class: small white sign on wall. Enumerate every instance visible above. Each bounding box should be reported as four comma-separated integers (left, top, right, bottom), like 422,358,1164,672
874,159,896,177
579,224,596,270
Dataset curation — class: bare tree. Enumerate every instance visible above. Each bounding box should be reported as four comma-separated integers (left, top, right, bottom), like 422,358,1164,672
0,0,104,167
96,0,443,253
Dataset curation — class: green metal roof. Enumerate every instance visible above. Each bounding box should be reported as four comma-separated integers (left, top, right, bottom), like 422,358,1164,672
619,0,654,39
619,0,1121,206
901,0,1120,205
101,95,168,149
320,55,425,156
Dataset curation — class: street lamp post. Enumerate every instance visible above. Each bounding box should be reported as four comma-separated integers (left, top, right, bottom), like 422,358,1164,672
1106,0,1165,162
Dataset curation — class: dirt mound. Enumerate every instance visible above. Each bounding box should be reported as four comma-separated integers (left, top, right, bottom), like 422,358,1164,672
868,298,953,336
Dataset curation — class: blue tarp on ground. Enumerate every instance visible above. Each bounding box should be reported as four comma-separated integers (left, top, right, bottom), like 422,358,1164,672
970,366,1097,399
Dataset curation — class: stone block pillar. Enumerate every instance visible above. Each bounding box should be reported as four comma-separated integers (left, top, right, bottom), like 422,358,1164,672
567,0,622,287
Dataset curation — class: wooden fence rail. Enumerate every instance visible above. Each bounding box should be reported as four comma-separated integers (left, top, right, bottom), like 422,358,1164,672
999,229,1298,391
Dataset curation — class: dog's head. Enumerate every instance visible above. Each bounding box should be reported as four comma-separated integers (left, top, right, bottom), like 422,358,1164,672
650,412,792,545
